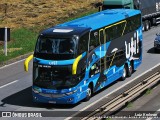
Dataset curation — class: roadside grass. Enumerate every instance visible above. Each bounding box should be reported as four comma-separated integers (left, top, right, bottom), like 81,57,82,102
126,101,133,108
144,88,152,95
66,9,97,22
0,9,97,64
0,28,37,63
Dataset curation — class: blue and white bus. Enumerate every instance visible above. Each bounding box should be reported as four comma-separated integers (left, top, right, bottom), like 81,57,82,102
25,9,142,104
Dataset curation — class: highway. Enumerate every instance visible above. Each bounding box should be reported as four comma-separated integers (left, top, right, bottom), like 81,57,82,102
113,83,160,120
0,26,160,120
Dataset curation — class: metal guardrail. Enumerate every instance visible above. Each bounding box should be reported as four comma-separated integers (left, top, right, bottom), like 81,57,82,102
82,65,160,120
69,64,160,120
85,73,160,120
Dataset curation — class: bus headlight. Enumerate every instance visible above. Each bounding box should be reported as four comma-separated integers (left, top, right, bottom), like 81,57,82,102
32,87,42,93
65,89,77,96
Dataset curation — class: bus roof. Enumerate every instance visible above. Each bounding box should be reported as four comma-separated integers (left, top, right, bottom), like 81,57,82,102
41,9,141,37
40,26,90,38
58,9,141,30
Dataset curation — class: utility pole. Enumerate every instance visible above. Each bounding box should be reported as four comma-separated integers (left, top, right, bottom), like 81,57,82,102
4,27,7,56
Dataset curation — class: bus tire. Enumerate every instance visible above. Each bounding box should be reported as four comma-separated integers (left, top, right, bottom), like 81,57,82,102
144,20,150,31
121,65,127,80
85,84,93,101
148,20,151,29
142,22,145,31
127,63,133,77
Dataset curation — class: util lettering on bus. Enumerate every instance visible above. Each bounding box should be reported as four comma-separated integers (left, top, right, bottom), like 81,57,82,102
125,31,139,59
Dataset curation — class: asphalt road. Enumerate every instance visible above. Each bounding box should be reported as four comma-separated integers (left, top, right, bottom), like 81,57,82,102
0,26,160,120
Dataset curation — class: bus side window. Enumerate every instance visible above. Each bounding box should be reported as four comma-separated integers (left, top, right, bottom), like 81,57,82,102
78,33,88,54
109,26,118,40
124,14,141,34
89,31,99,51
99,30,104,44
105,22,126,41
124,19,132,34
107,27,114,40
117,22,125,36
105,29,110,42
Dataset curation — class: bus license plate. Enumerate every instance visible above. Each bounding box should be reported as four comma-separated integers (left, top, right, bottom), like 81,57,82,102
49,101,56,104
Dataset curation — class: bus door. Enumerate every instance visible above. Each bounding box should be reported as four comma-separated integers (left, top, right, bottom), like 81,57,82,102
99,29,104,72
87,30,102,78
104,26,117,80
104,21,126,79
98,29,108,81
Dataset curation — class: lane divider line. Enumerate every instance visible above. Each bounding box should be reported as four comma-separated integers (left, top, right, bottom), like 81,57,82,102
0,80,19,89
0,59,25,70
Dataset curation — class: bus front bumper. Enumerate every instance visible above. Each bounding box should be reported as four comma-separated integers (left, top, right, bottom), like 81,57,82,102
32,91,86,104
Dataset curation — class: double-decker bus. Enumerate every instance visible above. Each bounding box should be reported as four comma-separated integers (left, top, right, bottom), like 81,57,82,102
24,9,142,104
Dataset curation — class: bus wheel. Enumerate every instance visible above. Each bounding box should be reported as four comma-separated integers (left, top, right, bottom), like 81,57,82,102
121,66,127,80
148,21,151,29
142,22,145,31
127,63,133,77
85,85,92,101
144,20,150,31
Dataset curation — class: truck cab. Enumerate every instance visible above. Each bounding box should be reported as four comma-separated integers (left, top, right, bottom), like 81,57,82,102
102,0,134,10
100,0,160,31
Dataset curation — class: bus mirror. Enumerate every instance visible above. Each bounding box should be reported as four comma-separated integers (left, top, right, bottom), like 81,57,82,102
24,54,33,72
72,54,82,75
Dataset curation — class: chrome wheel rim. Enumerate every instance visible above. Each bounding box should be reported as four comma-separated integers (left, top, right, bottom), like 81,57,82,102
129,65,132,74
123,67,126,78
87,88,91,97
146,23,149,30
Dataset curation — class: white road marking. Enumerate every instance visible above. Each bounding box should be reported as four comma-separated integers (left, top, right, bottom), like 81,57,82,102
0,59,25,70
0,80,19,89
65,63,160,120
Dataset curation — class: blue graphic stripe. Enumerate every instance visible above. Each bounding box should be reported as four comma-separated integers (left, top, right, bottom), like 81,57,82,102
34,52,86,66
35,58,74,65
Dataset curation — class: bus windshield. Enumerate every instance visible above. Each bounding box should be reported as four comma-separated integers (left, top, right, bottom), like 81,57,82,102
33,65,80,89
36,37,76,54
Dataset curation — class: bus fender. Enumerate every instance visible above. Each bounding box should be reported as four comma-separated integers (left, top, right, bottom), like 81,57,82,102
24,54,33,72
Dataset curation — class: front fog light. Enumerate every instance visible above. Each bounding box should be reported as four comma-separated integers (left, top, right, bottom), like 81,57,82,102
68,98,73,101
32,87,42,93
34,97,37,100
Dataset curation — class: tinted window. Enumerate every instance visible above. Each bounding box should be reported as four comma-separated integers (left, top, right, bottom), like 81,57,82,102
36,37,76,54
104,14,141,41
90,31,99,49
105,22,126,41
124,14,141,34
99,30,104,44
78,33,89,54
